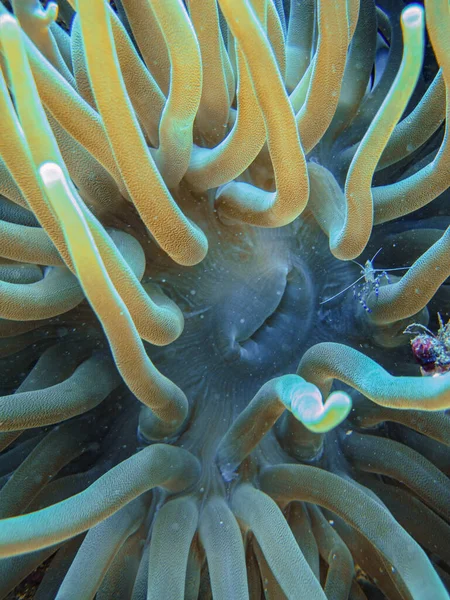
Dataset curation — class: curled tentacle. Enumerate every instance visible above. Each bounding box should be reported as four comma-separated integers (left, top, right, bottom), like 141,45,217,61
298,342,450,411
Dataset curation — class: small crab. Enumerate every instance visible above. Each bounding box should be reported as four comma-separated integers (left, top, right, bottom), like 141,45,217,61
404,314,450,376
320,248,409,312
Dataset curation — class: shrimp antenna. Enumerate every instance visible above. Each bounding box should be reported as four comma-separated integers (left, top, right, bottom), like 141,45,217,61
370,247,411,273
351,248,383,270
375,266,410,273
320,274,366,305
370,247,383,262
351,259,364,269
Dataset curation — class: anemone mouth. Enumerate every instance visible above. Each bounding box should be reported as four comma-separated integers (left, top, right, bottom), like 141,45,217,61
235,273,288,345
151,215,336,385
235,264,316,363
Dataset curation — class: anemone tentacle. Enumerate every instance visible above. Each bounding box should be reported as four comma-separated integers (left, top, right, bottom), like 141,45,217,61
0,1,449,598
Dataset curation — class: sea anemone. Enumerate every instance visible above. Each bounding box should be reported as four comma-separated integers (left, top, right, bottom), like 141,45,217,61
0,0,449,598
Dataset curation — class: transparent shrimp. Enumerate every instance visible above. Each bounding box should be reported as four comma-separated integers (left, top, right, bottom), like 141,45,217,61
320,248,410,313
